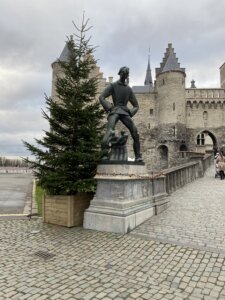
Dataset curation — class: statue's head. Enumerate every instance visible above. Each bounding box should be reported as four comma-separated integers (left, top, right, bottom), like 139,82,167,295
118,66,129,84
118,66,129,76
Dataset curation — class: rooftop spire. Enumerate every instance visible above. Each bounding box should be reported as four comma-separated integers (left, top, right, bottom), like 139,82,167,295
156,43,185,76
191,80,196,88
144,48,153,88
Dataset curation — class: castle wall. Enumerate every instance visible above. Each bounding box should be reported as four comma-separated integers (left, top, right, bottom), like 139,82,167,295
186,89,225,129
135,92,158,170
187,127,225,152
185,88,225,151
134,92,158,129
117,92,158,169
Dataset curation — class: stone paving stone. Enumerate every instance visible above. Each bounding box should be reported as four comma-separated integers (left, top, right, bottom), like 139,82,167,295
131,164,225,255
1,165,225,299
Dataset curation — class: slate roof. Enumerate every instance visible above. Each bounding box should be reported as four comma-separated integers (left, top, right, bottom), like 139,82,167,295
58,43,70,62
132,85,154,94
156,43,185,76
144,58,153,87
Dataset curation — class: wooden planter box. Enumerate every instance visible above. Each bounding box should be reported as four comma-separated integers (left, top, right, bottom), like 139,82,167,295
43,193,93,227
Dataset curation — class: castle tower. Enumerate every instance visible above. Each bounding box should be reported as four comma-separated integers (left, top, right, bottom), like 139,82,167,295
51,43,70,101
156,43,186,141
51,42,106,101
220,63,225,88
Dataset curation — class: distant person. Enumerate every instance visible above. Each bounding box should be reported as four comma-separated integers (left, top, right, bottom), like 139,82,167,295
216,151,225,180
99,66,142,162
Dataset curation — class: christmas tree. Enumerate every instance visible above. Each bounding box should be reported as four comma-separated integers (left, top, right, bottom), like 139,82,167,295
24,17,104,195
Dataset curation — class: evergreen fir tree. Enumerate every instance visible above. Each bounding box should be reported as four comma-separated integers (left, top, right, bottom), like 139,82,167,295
23,17,104,195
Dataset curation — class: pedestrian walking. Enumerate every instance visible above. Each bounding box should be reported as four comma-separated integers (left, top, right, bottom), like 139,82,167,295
216,151,225,180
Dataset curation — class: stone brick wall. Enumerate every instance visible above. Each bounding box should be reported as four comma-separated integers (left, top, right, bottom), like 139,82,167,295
156,71,186,126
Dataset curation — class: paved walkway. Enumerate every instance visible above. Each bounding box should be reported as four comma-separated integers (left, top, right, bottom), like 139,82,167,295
131,165,225,254
1,165,225,299
0,173,33,214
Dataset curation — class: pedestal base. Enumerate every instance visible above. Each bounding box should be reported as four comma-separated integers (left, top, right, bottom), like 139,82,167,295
84,207,154,234
83,162,168,234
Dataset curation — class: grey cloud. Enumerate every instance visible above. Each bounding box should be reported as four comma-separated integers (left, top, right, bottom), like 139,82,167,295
0,0,225,155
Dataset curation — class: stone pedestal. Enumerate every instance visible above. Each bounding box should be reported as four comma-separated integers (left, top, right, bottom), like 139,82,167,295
83,162,168,234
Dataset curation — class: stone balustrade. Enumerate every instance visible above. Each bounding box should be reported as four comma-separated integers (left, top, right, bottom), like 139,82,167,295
186,88,225,99
162,153,213,194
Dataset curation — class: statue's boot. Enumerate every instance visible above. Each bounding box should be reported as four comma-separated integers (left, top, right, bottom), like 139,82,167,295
133,137,143,162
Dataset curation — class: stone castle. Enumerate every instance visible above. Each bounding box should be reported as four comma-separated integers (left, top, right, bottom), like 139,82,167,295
52,43,225,171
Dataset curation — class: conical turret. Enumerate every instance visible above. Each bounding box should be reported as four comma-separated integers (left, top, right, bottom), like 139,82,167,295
58,43,70,62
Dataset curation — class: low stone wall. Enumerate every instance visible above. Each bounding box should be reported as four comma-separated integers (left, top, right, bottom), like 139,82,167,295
202,153,214,173
163,153,213,194
0,167,32,174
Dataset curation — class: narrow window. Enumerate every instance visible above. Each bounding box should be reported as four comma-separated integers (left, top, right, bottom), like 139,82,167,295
203,111,208,120
173,103,175,111
201,133,205,145
150,109,154,115
173,126,176,137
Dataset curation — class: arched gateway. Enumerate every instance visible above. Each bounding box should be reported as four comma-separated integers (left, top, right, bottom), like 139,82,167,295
195,130,218,154
157,145,168,169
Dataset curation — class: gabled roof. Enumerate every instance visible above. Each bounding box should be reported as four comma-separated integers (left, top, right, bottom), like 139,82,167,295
156,43,185,76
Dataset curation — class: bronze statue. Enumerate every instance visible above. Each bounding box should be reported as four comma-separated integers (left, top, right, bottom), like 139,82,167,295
99,66,142,161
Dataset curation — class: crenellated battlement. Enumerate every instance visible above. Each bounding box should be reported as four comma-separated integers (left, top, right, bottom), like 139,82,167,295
186,99,225,109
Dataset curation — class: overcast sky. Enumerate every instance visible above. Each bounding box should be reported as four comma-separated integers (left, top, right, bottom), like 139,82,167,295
1,0,225,157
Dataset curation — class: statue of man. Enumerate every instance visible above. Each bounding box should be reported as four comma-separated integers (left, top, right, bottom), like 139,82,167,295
99,66,142,161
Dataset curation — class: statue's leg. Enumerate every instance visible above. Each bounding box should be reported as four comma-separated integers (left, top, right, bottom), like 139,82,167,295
120,116,142,161
102,114,119,149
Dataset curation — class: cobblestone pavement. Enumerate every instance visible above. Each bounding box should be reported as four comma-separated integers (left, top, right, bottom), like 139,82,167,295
1,164,225,299
131,164,225,255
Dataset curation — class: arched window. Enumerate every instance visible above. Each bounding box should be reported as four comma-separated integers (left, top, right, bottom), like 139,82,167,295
203,111,208,120
158,145,168,169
